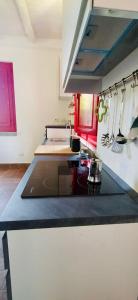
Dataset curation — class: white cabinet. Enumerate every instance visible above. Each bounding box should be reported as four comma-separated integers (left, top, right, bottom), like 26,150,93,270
93,0,138,11
62,0,138,93
8,223,138,300
62,0,89,87
62,0,92,90
59,57,72,99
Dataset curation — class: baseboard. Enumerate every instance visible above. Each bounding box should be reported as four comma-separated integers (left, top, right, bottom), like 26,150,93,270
0,163,30,168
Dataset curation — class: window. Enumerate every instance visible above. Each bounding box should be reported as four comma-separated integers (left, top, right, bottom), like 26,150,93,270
74,93,98,148
79,94,93,127
0,62,16,132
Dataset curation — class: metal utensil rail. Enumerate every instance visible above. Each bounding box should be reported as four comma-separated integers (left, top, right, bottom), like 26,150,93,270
99,69,138,97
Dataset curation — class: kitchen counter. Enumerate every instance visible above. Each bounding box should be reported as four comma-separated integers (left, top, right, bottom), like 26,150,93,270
0,155,138,231
34,144,79,155
35,137,86,155
1,155,138,300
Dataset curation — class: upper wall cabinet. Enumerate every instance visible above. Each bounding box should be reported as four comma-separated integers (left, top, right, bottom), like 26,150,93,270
94,0,138,12
62,0,138,93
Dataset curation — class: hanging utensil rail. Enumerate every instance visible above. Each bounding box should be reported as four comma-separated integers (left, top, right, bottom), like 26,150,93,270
99,69,138,97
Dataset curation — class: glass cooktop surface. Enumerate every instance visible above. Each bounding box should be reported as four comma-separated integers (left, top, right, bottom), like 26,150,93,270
21,160,125,198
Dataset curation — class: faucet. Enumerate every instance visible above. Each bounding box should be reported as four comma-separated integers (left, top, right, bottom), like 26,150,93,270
65,120,72,136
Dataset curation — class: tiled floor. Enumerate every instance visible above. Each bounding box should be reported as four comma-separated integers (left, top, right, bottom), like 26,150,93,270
0,165,28,300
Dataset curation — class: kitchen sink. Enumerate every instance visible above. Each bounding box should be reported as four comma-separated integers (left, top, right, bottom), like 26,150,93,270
43,138,69,145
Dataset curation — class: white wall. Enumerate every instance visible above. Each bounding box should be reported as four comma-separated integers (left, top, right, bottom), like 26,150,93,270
97,48,138,192
0,38,70,163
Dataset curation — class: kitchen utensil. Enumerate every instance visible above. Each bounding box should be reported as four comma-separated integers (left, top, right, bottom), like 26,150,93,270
70,135,73,147
116,85,127,144
111,139,123,153
101,97,110,146
87,158,102,183
101,132,110,146
95,96,108,123
107,95,116,148
111,88,123,153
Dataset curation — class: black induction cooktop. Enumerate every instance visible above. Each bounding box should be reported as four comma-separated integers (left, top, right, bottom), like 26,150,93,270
21,159,125,198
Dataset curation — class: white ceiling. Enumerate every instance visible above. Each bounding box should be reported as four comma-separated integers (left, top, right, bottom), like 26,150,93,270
0,0,24,36
0,0,62,40
26,0,62,39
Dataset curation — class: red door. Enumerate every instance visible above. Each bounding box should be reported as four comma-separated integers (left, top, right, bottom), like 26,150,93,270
0,62,16,132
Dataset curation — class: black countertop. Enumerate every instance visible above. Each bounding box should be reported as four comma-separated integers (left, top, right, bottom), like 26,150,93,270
0,155,138,231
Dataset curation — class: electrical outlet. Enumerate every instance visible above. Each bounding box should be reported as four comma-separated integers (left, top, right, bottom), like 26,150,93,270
19,153,24,157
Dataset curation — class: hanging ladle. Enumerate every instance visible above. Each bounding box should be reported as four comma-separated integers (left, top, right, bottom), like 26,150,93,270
116,80,127,144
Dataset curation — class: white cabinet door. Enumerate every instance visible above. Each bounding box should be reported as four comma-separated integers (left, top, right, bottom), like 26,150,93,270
59,57,72,99
93,0,138,11
62,0,92,90
8,223,138,300
62,0,138,92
